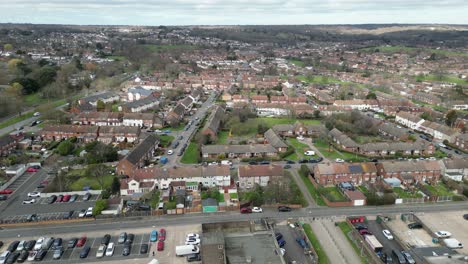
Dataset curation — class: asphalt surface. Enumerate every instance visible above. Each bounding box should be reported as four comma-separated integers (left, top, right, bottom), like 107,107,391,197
366,220,404,262
276,225,313,264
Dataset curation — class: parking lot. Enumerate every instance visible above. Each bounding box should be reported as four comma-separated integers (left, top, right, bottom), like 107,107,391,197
417,210,468,254
366,220,404,259
275,224,313,264
155,224,202,264
386,215,437,248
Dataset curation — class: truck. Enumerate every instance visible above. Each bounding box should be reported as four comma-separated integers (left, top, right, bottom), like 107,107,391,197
364,235,383,255
175,245,199,256
443,238,463,249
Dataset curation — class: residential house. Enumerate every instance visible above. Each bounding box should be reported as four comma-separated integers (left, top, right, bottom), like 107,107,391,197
263,129,288,152
312,162,378,186
201,144,278,159
41,125,98,143
272,122,325,138
120,95,159,113
270,96,288,104
395,112,425,130
412,92,442,105
201,106,225,141
179,96,194,111
288,97,307,105
127,86,153,102
377,160,441,185
122,113,157,128
455,134,468,151
79,92,119,106
238,164,284,189
333,100,380,111
116,135,160,176
165,104,186,125
72,112,122,126
0,134,17,156
256,103,290,117
378,123,408,141
439,158,468,182
251,95,268,104
97,126,140,144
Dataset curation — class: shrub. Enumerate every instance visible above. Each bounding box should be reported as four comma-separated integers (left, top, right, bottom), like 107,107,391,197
93,199,108,215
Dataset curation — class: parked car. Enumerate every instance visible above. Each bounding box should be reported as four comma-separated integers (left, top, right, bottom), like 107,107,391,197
186,253,201,262
22,198,35,204
101,234,111,245
464,214,468,220
96,245,106,258
240,207,252,214
298,159,308,164
335,158,345,163
434,231,452,238
150,230,158,242
259,161,270,165
16,250,28,263
83,193,91,201
382,229,394,240
359,229,372,236
127,234,135,244
23,240,36,251
278,206,292,212
157,241,164,251
185,238,201,245
27,192,41,198
283,164,291,169
167,150,173,155
7,241,20,252
277,238,286,247
78,209,86,218
79,246,90,258
76,236,87,247
407,222,423,229
355,224,368,230
105,243,115,256
69,194,78,202
34,238,44,250
26,167,39,173
380,253,393,264
275,233,283,241
26,251,37,261
0,189,13,195
17,240,26,251
0,252,10,264
159,229,166,242
56,195,64,202
0,195,7,201
401,251,416,264
62,194,71,202
286,160,295,164
248,161,258,165
85,207,93,217
63,210,74,219
122,242,131,256
67,238,78,248
186,233,200,239
118,232,127,244
252,207,263,213
34,250,47,261
304,150,315,156
52,238,62,249
5,252,19,264
140,244,149,254
52,247,63,259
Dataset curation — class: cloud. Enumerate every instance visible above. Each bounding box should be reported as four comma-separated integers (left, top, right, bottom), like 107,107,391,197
0,0,466,25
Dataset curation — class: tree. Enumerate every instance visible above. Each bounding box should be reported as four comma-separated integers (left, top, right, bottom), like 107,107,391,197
7,58,23,72
86,164,109,190
257,123,268,134
92,199,108,216
96,100,105,111
3,43,13,51
420,112,433,121
313,110,321,119
57,140,75,156
11,77,40,94
111,177,120,194
4,83,24,115
366,92,377,99
446,110,458,127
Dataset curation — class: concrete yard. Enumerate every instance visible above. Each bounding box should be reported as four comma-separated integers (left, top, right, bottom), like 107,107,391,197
417,210,468,254
386,216,436,248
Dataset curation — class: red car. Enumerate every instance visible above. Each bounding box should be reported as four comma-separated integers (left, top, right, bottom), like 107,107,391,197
159,229,166,242
63,194,71,202
240,207,252,214
76,236,87,247
26,167,39,173
57,195,64,202
157,241,164,251
0,189,13,195
359,229,372,236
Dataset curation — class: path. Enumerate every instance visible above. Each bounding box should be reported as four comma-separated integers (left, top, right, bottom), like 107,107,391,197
302,138,330,162
310,220,361,264
290,169,317,208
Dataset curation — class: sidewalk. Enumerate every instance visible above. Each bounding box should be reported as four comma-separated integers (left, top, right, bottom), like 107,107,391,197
310,220,361,264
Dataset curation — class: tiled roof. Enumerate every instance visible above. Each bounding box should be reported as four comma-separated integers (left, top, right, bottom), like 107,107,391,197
238,165,284,178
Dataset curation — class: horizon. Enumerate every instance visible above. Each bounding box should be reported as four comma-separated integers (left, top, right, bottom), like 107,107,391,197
1,0,467,26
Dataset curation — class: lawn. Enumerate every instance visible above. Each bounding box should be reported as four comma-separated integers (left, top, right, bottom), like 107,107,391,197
303,224,330,264
256,117,321,127
323,186,347,202
337,222,369,264
159,135,174,148
149,191,161,209
180,142,199,164
289,59,305,67
0,112,34,129
24,93,46,106
217,131,229,144
357,186,370,196
69,174,114,191
229,193,238,199
287,138,310,159
425,184,455,196
393,187,423,198
167,123,186,132
296,75,346,85
284,152,300,161
313,138,367,162
416,74,467,85
298,170,326,206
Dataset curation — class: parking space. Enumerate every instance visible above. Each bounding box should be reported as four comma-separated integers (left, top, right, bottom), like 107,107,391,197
366,220,404,258
155,224,202,264
417,210,468,254
386,216,436,247
275,224,313,264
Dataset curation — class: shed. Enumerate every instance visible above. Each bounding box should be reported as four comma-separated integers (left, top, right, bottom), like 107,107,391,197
202,198,218,213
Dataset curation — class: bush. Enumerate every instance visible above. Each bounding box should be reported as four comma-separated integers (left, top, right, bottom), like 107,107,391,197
57,140,75,156
93,199,108,215
299,165,310,178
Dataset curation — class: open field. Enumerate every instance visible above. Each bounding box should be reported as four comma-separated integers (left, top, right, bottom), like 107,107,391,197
289,59,305,67
180,142,199,164
360,45,468,57
416,74,468,85
313,139,367,162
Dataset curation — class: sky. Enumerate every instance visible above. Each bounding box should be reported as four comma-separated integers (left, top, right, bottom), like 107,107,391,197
0,0,467,25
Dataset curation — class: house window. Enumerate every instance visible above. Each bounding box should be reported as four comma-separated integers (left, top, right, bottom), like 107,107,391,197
218,245,223,250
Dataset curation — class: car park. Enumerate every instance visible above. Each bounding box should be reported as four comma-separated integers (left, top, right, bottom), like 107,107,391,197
401,251,416,264
76,236,87,247
96,245,106,258
382,229,394,240
407,222,423,229
127,234,135,244
27,192,41,197
278,206,292,212
63,210,74,219
34,237,44,250
157,241,164,251
150,230,158,242
7,241,19,252
79,246,90,258
46,195,57,204
140,244,149,254
5,252,19,264
17,240,26,251
85,207,94,217
185,238,201,245
159,229,166,242
252,207,263,213
78,209,86,218
22,198,35,204
101,234,111,245
118,232,127,244
52,247,63,259
63,194,71,202
52,238,62,249
105,242,115,256
57,194,64,202
0,189,13,195
83,193,91,201
0,252,9,264
69,194,78,202
42,237,54,250
24,240,35,251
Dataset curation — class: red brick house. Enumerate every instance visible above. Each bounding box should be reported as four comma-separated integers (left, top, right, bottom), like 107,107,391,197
41,125,98,143
201,106,225,141
116,135,160,176
377,160,441,185
313,162,378,186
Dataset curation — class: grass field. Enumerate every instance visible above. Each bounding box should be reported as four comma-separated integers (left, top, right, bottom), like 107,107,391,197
180,142,199,164
360,45,468,57
69,174,114,191
159,135,174,148
323,186,347,202
257,117,321,127
337,222,369,264
284,152,300,161
393,187,423,198
296,75,344,85
313,138,367,162
298,170,326,206
425,184,455,196
217,131,229,144
416,74,468,85
289,59,305,67
287,138,310,159
303,224,330,264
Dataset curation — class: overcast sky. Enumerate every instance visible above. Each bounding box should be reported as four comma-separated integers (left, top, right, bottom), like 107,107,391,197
0,0,467,25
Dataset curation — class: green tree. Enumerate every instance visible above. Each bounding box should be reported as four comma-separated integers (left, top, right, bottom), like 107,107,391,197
57,140,75,156
86,164,109,189
445,110,458,127
111,177,120,194
420,112,433,121
313,110,321,119
92,199,108,216
366,92,377,99
3,43,13,51
96,100,105,111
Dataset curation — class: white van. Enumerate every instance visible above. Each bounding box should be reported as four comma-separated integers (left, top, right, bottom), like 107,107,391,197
175,245,199,256
158,202,164,210
221,160,232,166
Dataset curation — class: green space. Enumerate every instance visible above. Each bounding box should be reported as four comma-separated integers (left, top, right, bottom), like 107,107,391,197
313,138,367,162
289,59,305,67
257,117,321,127
322,186,347,202
415,74,468,85
393,187,423,198
144,44,197,52
229,193,238,199
167,123,186,132
24,93,45,106
360,45,468,57
149,191,161,209
180,142,199,164
296,75,344,85
287,138,310,160
337,222,369,264
357,186,370,196
425,183,455,196
69,173,114,191
159,135,175,148
303,224,330,264
164,196,177,210
284,152,300,161
298,168,326,206
0,112,34,130
216,131,229,144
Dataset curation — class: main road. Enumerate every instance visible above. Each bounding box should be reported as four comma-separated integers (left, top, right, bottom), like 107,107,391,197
1,201,467,239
